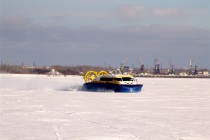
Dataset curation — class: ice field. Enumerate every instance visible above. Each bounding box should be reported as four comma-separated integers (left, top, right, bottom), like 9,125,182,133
0,74,210,140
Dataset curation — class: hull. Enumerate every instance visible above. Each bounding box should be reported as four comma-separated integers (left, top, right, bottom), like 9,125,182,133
82,83,143,93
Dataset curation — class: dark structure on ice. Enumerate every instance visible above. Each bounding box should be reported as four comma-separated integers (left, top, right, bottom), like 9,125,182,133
154,64,160,74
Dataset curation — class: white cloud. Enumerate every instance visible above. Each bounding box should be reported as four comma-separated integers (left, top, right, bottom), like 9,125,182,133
116,5,146,21
115,5,189,21
153,8,178,17
39,11,111,18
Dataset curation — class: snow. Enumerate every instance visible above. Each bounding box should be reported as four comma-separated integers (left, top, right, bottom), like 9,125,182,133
0,74,210,140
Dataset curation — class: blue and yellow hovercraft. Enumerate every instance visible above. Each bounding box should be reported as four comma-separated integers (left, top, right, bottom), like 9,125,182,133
82,70,143,93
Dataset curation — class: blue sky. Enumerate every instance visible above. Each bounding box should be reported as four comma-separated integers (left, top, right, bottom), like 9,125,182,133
1,0,210,68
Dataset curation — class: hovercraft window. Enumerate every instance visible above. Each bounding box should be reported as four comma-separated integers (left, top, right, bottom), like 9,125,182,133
113,78,122,81
100,77,113,81
122,77,133,81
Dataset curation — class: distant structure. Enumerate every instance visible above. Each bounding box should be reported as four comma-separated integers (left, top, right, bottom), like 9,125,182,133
120,57,128,73
154,64,160,74
153,58,160,74
193,65,198,75
188,60,198,75
168,59,175,75
140,65,145,73
33,62,36,67
136,57,145,73
189,60,193,75
170,65,175,74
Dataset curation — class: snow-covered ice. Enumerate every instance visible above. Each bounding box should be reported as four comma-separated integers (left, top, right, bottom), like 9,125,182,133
0,74,210,140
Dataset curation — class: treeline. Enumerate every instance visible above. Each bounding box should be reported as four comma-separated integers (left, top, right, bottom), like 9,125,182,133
0,64,113,75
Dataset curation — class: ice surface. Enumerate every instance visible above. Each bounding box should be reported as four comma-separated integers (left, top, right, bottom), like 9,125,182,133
0,74,210,140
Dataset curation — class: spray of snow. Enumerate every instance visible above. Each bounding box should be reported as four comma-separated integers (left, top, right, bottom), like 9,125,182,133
0,74,83,91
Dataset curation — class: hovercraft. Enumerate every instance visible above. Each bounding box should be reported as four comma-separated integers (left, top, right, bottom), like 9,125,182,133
82,70,143,93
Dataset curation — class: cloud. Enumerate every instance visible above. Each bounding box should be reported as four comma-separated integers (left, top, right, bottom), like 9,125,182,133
116,5,146,21
115,5,189,21
1,20,210,67
1,16,32,26
1,21,209,50
39,11,111,19
153,8,188,18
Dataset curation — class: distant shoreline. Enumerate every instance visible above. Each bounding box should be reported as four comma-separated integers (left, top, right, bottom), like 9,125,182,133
135,74,210,79
1,73,210,79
